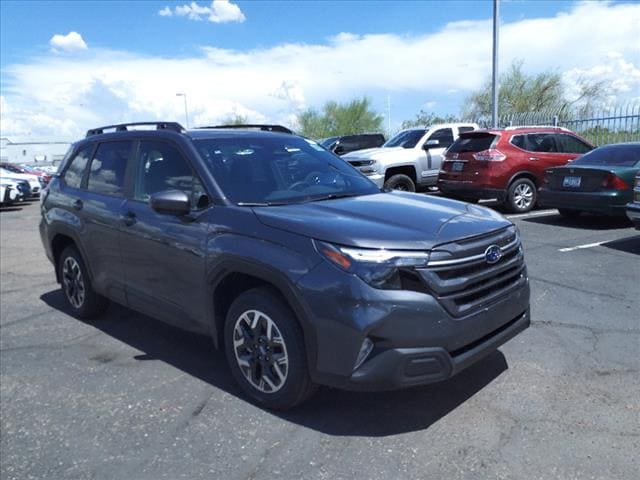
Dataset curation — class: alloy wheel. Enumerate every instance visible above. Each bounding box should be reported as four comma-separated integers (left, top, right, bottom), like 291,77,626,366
513,183,534,210
62,256,85,308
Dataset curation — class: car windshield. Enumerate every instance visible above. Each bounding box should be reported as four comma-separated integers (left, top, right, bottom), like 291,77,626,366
318,137,338,148
194,135,380,205
571,144,640,167
383,129,426,148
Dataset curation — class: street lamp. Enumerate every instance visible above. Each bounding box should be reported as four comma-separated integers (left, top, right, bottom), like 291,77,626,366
176,93,189,128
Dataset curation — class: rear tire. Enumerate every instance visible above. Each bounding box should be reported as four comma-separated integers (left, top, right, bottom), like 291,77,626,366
505,178,537,213
58,246,109,318
384,174,416,192
224,288,316,410
558,208,582,219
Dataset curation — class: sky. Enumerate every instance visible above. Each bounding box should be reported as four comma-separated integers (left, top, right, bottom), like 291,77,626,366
1,0,639,141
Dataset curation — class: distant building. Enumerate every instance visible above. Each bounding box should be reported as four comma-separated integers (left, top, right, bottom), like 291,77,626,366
1,138,71,165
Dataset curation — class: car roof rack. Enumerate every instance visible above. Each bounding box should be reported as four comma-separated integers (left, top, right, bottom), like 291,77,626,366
504,125,570,132
86,122,185,137
197,124,294,134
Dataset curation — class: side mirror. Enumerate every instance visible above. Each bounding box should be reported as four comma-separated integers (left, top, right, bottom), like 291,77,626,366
423,139,440,149
150,189,191,215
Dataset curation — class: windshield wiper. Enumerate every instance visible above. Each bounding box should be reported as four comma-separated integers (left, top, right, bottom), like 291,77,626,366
236,201,291,207
308,192,362,202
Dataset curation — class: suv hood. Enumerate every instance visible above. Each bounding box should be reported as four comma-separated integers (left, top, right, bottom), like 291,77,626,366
254,192,511,249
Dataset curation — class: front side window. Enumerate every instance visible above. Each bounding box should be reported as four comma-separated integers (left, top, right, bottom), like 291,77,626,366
195,136,379,205
135,141,208,210
62,145,93,189
428,128,454,148
383,129,426,148
87,141,131,196
554,134,593,154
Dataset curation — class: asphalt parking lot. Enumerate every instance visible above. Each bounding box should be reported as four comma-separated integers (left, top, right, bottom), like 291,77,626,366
1,200,638,480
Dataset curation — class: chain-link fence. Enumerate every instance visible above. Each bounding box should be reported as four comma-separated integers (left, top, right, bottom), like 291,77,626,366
474,103,640,146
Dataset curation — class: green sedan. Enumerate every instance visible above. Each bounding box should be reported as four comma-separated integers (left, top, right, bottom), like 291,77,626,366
539,142,640,218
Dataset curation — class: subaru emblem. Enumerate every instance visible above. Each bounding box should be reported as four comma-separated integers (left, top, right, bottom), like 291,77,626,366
485,245,502,264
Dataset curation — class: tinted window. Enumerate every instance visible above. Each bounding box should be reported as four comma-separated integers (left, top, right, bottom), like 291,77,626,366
459,126,476,134
429,128,454,148
135,141,208,210
511,135,526,150
62,145,92,189
571,145,640,167
525,134,557,153
448,133,497,153
194,136,378,205
554,134,593,154
383,129,426,148
87,141,131,196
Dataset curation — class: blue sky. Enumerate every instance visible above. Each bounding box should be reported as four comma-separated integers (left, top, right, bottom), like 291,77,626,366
1,1,639,140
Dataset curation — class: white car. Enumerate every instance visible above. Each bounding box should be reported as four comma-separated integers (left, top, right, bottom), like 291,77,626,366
343,123,478,191
0,167,42,196
1,180,21,205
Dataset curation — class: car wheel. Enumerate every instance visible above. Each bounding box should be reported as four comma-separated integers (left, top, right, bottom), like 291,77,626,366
384,174,416,192
224,288,316,410
506,178,537,213
558,208,582,219
59,246,109,318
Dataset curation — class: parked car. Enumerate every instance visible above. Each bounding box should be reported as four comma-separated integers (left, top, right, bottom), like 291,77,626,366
0,162,53,185
41,121,530,409
319,133,386,156
342,123,478,191
0,167,42,196
626,173,640,229
538,143,640,218
0,177,31,200
1,181,21,205
438,127,594,212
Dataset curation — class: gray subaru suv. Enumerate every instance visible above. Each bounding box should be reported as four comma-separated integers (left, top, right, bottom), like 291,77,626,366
40,122,530,409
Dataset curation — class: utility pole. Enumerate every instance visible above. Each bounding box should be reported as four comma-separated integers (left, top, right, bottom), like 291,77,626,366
491,0,500,128
387,93,391,133
176,93,189,128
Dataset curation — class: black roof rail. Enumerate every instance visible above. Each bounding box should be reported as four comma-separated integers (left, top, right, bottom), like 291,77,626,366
197,124,294,135
85,122,185,138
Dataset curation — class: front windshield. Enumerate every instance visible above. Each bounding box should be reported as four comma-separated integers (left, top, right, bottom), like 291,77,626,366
571,145,639,167
383,129,427,148
194,135,380,205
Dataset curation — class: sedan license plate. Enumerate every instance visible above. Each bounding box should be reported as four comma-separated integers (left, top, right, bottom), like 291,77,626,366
562,176,581,188
452,161,464,172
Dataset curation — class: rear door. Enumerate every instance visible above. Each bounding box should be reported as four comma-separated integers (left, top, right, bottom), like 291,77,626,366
119,139,211,329
514,133,564,181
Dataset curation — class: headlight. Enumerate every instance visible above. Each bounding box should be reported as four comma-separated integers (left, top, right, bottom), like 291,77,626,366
314,240,429,289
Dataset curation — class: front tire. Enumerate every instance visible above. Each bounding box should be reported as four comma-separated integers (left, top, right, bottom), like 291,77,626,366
505,178,537,213
224,288,316,410
384,174,416,192
58,246,109,318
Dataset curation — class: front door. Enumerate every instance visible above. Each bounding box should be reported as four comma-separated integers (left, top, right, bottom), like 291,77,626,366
420,127,454,185
119,139,211,330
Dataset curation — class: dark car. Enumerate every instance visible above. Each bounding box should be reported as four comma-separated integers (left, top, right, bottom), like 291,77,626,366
539,143,640,218
626,173,640,229
438,127,594,212
319,133,385,155
40,122,530,409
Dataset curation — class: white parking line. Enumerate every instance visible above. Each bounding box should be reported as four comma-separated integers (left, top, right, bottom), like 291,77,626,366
559,241,608,252
506,209,556,219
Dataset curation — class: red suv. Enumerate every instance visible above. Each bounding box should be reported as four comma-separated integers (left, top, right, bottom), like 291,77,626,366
437,127,594,212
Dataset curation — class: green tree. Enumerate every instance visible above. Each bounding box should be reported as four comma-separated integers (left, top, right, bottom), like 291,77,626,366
401,110,459,129
220,114,249,125
462,60,608,120
296,97,383,139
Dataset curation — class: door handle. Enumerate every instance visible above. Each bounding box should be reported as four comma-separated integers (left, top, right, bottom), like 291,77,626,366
528,157,540,161
122,211,136,226
72,199,83,211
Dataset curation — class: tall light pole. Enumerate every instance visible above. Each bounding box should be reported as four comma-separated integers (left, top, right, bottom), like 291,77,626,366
176,93,189,128
491,0,500,128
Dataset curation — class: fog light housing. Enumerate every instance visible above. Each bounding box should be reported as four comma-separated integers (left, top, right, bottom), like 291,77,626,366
354,338,374,371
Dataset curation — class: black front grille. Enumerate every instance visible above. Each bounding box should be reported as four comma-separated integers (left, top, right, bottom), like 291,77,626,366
418,226,526,317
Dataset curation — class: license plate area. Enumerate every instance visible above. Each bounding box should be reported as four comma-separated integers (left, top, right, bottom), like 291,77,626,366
562,176,581,188
452,161,464,172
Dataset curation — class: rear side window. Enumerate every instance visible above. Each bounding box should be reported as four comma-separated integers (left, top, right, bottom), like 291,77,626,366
448,133,497,153
429,128,455,148
87,141,132,196
524,134,557,153
554,134,593,154
62,145,92,189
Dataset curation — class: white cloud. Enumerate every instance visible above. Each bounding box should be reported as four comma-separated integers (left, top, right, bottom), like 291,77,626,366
160,1,245,23
49,31,88,53
3,2,639,141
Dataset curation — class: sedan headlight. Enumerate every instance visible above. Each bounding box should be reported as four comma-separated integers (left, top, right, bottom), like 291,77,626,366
314,240,429,289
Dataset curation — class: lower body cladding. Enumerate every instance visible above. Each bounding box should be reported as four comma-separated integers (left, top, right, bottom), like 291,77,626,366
295,261,530,391
437,181,506,202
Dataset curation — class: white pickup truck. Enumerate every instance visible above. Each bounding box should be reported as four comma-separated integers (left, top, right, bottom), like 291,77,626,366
343,123,478,191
